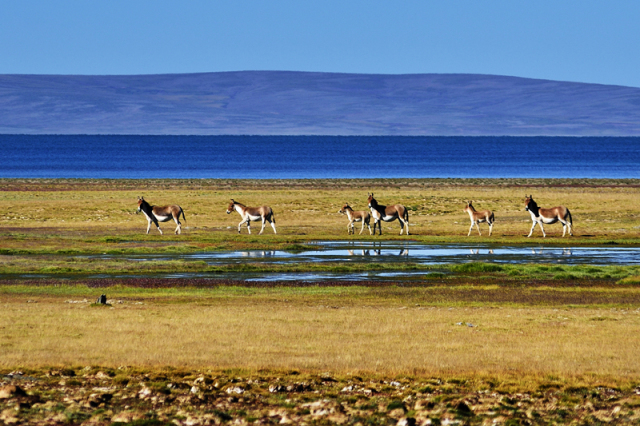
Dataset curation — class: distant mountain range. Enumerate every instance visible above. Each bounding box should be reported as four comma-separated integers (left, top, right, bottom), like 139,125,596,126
1,71,639,135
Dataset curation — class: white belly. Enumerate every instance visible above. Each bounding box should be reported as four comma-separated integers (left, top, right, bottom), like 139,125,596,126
541,217,558,224
382,215,397,222
248,214,262,221
154,215,171,222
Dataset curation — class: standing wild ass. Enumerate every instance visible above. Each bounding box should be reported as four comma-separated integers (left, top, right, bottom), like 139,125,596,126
367,193,410,235
524,195,573,237
463,201,495,236
227,199,277,234
338,203,372,235
136,197,186,235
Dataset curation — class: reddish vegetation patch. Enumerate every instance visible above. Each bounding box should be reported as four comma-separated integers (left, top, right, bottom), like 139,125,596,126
1,178,639,192
2,277,639,306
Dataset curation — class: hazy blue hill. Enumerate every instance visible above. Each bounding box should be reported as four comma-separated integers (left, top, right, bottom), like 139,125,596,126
1,71,639,135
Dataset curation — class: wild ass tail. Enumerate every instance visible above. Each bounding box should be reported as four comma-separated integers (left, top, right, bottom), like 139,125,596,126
180,207,186,223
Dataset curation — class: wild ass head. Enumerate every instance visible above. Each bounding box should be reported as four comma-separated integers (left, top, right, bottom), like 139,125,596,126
338,203,353,214
227,199,237,214
367,193,377,208
136,196,148,214
524,195,536,212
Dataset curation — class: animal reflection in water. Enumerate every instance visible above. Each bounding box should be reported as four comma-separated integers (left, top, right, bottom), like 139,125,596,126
524,195,573,237
136,197,186,235
227,199,277,235
367,193,410,235
338,203,372,235
531,247,573,256
347,248,409,256
463,201,494,236
240,251,275,258
469,249,494,255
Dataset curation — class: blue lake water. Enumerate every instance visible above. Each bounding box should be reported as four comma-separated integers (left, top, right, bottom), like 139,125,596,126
0,135,639,179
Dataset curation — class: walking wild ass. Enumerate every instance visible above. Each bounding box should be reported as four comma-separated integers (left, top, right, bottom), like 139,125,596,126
227,199,276,234
367,193,410,235
338,203,372,235
136,197,186,235
463,201,495,236
524,195,573,237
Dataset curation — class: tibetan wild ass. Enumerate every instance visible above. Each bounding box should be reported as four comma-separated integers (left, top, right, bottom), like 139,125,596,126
338,203,372,235
524,195,573,237
367,193,410,235
463,201,495,236
136,197,186,235
227,199,277,234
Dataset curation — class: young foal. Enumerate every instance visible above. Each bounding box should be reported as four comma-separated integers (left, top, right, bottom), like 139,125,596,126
227,199,276,234
367,193,410,235
338,203,372,235
463,201,495,236
136,197,186,235
524,195,573,237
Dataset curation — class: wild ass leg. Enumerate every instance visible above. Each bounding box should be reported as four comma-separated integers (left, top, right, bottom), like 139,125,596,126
398,218,406,235
348,220,354,235
173,215,182,235
467,221,474,237
559,219,567,237
147,217,162,235
488,222,493,237
259,216,266,235
475,222,482,236
527,221,538,238
270,220,277,234
375,219,382,235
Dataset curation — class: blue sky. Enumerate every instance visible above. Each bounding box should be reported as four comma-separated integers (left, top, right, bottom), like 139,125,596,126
2,1,640,87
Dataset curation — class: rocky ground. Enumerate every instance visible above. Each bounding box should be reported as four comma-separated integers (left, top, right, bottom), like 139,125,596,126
1,369,640,425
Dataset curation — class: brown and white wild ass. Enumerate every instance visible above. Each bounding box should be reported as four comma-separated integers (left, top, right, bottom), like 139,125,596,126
136,197,186,235
463,201,495,236
524,195,573,237
338,203,372,235
367,193,410,235
227,199,276,234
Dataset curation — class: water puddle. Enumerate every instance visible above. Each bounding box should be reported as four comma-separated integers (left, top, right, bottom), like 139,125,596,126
6,242,640,282
88,241,640,266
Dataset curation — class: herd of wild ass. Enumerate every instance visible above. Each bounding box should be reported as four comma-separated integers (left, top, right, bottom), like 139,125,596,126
136,194,574,238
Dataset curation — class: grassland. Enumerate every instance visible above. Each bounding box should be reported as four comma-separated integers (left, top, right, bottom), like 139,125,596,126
1,178,639,254
3,284,640,424
2,178,640,424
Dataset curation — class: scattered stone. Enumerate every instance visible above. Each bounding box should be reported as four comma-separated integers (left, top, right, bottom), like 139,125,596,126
111,410,143,423
138,387,152,399
397,417,417,426
95,371,111,379
0,408,19,424
225,386,245,395
0,385,26,399
269,384,285,393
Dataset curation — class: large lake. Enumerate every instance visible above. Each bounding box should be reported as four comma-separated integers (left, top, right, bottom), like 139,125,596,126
1,135,638,179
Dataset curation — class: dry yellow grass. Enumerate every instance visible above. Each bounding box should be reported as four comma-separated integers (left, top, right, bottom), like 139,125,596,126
3,287,640,377
1,179,639,238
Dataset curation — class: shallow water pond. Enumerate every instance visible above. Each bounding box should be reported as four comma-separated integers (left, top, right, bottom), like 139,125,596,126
15,241,636,282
